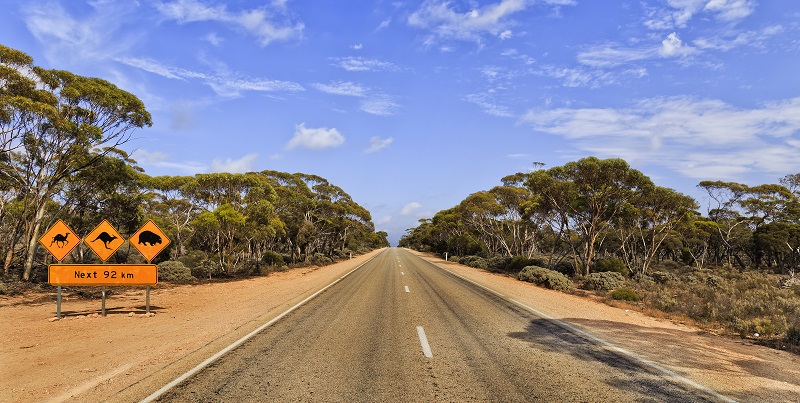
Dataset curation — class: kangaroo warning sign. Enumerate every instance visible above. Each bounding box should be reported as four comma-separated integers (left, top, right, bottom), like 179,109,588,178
84,220,125,262
131,220,170,262
39,220,80,262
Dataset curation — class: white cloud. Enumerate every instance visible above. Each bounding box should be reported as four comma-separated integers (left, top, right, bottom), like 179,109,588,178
204,32,223,46
376,18,391,31
286,123,345,150
312,81,368,97
351,43,363,50
520,96,800,179
209,153,258,173
499,30,513,40
155,0,303,46
400,202,425,217
659,32,696,57
366,136,394,153
375,215,393,225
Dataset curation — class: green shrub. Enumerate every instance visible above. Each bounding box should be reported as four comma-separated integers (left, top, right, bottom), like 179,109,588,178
262,250,285,267
158,260,195,284
552,260,576,276
518,266,574,291
610,288,640,301
448,256,461,263
651,271,678,284
460,255,488,269
486,256,513,273
0,281,6,295
582,271,625,291
592,257,629,276
706,275,724,288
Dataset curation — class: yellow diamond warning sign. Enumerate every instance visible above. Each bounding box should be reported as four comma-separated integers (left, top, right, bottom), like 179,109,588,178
84,220,125,262
39,220,80,262
131,220,170,262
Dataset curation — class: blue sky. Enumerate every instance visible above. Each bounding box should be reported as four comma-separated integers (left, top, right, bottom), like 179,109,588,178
3,0,800,244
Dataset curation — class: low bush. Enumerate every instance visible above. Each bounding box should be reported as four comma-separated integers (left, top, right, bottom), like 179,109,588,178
518,266,574,291
651,271,678,284
460,255,488,269
582,271,625,291
592,257,629,276
486,256,512,273
610,288,640,302
158,260,195,284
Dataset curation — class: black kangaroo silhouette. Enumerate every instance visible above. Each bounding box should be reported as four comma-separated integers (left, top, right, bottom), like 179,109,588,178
91,232,118,250
50,233,70,248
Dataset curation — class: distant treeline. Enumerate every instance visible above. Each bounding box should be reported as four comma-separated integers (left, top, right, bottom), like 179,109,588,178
400,157,800,277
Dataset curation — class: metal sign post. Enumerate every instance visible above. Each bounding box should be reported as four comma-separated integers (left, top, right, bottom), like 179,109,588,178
57,286,62,319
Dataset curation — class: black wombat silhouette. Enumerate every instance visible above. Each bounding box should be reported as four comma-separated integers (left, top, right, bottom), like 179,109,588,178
50,233,70,248
91,232,118,249
138,230,162,246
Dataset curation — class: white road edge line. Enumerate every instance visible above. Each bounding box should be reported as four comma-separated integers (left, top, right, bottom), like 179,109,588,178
416,326,433,358
139,252,383,403
412,253,736,403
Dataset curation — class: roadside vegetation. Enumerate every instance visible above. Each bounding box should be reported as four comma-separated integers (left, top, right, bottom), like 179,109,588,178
400,157,800,352
0,44,388,291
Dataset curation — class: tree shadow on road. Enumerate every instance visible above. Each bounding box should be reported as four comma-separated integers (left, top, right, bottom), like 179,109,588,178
509,318,723,402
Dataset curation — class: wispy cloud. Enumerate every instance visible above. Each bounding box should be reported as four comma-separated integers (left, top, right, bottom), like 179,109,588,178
360,95,399,116
366,136,394,153
408,0,530,44
331,57,401,72
643,0,756,30
311,81,368,97
578,32,695,68
520,96,800,179
117,57,304,97
22,1,139,65
155,0,304,46
286,123,345,150
131,149,206,174
465,93,514,117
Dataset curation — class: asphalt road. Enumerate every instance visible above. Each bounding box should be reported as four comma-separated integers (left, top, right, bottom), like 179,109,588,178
154,248,724,402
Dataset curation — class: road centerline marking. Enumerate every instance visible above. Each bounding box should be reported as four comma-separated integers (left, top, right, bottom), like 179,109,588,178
416,326,433,358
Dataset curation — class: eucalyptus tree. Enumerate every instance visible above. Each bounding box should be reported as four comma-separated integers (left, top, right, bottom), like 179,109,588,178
143,175,201,259
525,157,653,276
614,185,698,275
0,45,151,279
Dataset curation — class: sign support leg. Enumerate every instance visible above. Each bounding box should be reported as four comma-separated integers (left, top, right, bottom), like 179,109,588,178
102,286,106,317
57,286,62,319
146,286,150,314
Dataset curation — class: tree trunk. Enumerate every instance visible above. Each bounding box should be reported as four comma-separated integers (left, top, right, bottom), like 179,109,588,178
23,205,46,280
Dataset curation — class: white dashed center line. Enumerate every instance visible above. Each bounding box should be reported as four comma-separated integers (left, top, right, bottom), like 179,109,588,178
416,326,433,358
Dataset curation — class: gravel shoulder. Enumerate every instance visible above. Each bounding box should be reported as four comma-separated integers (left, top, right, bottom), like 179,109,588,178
1,248,798,402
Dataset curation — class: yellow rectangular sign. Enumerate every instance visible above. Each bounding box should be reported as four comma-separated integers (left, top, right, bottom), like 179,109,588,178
49,264,158,286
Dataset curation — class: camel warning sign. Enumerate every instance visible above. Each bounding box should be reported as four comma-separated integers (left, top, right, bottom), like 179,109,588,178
131,220,170,262
84,220,125,262
39,220,80,262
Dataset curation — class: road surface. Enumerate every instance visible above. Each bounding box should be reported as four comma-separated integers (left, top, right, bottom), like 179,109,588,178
152,248,727,401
